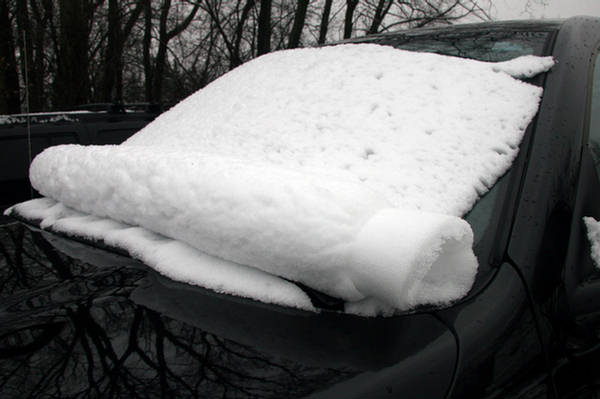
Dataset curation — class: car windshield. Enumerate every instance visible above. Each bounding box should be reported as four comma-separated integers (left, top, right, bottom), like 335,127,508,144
349,26,555,62
384,31,552,61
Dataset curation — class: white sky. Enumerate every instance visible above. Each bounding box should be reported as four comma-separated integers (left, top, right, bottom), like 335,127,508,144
492,0,600,20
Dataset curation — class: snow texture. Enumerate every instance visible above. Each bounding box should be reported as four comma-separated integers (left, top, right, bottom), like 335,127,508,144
16,44,553,315
584,217,600,269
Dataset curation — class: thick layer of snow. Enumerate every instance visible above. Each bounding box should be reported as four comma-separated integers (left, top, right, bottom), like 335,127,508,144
584,217,600,269
18,44,553,315
125,45,551,215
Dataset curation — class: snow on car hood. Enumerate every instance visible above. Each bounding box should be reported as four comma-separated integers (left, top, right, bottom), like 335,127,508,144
9,44,554,315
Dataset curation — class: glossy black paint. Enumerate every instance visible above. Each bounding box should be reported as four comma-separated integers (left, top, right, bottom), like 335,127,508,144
0,223,462,398
2,17,600,399
0,224,356,398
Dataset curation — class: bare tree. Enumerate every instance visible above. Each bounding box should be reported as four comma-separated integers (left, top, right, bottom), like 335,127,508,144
287,0,309,49
231,0,256,67
256,0,271,55
14,0,53,111
145,0,200,103
52,0,103,108
0,0,20,114
28,0,55,111
201,0,257,70
377,0,490,32
0,0,492,112
143,0,152,102
367,0,393,34
15,0,33,110
317,0,333,44
344,0,359,39
101,0,144,102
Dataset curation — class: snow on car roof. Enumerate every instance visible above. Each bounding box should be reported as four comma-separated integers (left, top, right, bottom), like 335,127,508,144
7,44,554,316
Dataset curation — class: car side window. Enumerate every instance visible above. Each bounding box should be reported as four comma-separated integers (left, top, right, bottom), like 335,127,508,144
588,51,600,173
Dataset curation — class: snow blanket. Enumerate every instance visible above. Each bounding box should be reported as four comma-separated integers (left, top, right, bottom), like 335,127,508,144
12,44,554,315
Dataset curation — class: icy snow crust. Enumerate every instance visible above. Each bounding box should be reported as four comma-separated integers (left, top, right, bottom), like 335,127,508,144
20,44,553,315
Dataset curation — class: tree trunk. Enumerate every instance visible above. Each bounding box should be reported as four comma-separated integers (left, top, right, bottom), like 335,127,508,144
143,0,153,103
318,0,332,44
0,0,21,113
368,0,392,34
230,0,255,68
102,0,120,102
343,0,359,39
16,0,33,110
256,0,271,56
102,0,143,103
53,0,92,108
151,0,199,103
152,0,171,103
287,0,309,49
29,0,49,111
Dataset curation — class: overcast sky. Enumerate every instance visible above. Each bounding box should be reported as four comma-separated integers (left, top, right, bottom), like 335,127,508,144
492,0,600,20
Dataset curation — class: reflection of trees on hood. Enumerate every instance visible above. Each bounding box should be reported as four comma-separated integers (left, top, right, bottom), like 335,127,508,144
0,224,350,398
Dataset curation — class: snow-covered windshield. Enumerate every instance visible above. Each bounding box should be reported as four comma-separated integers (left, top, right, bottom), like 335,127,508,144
7,43,554,316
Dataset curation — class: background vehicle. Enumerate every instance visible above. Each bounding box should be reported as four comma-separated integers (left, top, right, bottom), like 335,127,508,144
0,103,160,211
2,17,600,398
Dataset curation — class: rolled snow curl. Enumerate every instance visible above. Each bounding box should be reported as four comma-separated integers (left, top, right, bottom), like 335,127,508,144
28,145,477,315
347,209,476,315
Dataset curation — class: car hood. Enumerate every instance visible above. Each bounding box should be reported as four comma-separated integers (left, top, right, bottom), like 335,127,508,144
0,221,456,398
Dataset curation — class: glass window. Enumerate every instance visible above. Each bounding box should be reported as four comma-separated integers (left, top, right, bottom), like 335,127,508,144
588,52,600,173
371,30,553,62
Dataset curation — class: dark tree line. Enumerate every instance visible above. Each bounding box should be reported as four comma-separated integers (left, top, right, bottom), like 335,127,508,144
0,0,491,114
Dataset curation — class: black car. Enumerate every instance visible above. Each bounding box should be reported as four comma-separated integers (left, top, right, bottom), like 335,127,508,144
2,17,600,399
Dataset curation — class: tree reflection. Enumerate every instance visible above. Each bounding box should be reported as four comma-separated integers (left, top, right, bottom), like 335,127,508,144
0,224,349,398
